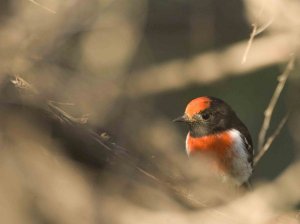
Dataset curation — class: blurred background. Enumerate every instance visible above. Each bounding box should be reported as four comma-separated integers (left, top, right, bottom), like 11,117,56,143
0,0,299,223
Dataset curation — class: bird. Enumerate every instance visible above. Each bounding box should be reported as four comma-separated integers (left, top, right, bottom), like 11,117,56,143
174,96,253,186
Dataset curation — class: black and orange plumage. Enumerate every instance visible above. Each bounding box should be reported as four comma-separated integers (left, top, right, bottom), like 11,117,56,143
174,96,253,185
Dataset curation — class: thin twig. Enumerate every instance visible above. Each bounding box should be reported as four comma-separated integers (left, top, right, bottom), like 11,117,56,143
242,24,257,64
241,18,274,64
255,18,274,35
257,56,295,152
11,75,39,94
254,112,290,166
241,0,268,64
241,0,275,65
48,101,89,124
28,0,57,14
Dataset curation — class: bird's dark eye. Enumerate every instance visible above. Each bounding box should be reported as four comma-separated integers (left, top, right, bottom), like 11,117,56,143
201,113,210,120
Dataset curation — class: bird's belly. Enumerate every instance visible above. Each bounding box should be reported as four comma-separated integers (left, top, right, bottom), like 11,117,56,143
229,145,252,185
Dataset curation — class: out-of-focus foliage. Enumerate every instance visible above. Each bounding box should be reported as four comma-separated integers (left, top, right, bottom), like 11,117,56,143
0,0,299,223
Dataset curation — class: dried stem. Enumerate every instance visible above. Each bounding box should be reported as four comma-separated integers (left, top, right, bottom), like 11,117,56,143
254,112,289,166
242,0,274,65
241,18,274,64
255,56,295,164
255,18,274,35
242,24,257,64
241,0,273,64
28,0,57,14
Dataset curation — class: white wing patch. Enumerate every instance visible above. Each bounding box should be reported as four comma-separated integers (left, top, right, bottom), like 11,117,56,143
185,132,191,157
228,129,252,185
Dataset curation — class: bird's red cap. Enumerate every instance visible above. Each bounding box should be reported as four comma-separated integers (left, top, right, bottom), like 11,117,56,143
185,97,211,118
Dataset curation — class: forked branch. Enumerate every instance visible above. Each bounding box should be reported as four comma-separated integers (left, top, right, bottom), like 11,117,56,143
255,56,295,165
254,113,289,166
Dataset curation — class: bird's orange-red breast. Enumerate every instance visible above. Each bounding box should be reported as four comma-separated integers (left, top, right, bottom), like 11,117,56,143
174,96,253,185
186,131,232,156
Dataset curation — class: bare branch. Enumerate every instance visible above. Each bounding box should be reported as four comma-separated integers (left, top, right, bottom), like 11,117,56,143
241,0,275,64
241,18,274,64
254,112,290,166
255,18,274,35
28,0,57,14
241,24,257,64
126,34,296,97
257,56,295,152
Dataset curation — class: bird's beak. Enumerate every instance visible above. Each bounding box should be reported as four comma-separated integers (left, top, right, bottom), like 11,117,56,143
173,114,189,123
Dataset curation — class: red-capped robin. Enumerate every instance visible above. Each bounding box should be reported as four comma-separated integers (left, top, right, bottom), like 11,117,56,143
174,96,253,186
